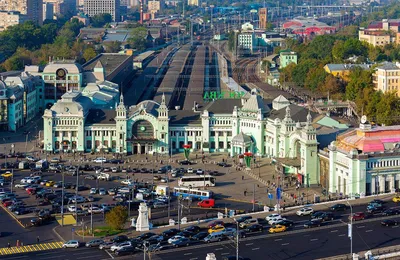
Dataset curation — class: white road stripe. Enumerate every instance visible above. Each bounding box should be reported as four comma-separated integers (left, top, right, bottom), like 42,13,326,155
105,250,115,259
215,248,223,251
282,243,290,246
310,239,318,241
366,230,373,232
221,253,230,256
274,239,282,241
338,234,346,237
184,253,192,256
245,243,254,246
252,248,260,250
357,226,365,229
330,230,338,233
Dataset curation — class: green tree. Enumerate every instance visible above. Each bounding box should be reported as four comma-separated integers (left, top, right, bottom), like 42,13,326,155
104,41,121,53
83,47,97,62
305,67,327,91
128,26,148,51
345,68,373,101
91,13,112,28
3,55,23,71
105,206,128,230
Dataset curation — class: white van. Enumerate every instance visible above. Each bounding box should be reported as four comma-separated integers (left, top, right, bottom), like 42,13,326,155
97,172,110,181
155,185,169,196
204,232,225,243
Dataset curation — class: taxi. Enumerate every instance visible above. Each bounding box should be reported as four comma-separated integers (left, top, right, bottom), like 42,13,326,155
392,196,400,203
45,180,55,187
269,224,287,234
208,224,225,234
1,171,12,178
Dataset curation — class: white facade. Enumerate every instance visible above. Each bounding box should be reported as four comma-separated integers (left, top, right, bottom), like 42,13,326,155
238,32,256,54
84,0,120,22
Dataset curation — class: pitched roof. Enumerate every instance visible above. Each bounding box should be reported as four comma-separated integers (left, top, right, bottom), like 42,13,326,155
232,132,252,143
169,110,201,125
241,91,270,113
85,109,116,125
269,104,316,122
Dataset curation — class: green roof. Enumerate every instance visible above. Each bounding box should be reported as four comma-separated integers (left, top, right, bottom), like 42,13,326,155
316,116,349,129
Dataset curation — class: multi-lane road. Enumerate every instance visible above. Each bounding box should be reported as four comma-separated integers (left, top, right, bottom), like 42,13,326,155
1,198,400,260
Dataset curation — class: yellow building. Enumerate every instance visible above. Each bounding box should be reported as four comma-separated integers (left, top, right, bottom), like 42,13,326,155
373,62,400,96
324,64,371,82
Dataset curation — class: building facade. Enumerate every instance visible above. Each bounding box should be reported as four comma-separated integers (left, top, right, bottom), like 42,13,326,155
0,0,43,25
324,64,372,82
0,73,42,131
0,11,26,31
84,0,121,22
328,117,400,197
279,51,297,68
42,2,53,21
43,90,321,185
258,7,267,29
44,0,76,17
372,62,400,96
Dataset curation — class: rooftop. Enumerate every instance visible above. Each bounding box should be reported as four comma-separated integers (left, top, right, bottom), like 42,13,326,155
86,109,116,125
83,53,132,78
325,63,372,71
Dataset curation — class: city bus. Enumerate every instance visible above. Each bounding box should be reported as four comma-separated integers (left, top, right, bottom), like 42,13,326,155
173,187,213,200
178,175,216,188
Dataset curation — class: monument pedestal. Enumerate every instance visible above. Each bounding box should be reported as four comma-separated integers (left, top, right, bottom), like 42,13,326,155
136,203,150,231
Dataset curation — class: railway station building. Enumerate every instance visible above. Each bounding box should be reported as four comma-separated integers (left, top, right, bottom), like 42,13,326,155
42,88,349,186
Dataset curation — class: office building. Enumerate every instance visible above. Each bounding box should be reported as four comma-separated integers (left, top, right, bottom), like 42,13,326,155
0,11,26,31
0,0,43,25
279,51,297,68
84,0,121,22
42,2,53,21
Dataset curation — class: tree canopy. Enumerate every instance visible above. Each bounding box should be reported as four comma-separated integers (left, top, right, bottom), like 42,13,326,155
91,13,112,28
128,26,148,51
105,206,128,230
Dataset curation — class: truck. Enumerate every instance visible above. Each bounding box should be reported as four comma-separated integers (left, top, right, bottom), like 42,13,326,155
155,185,169,196
35,160,48,169
18,161,29,169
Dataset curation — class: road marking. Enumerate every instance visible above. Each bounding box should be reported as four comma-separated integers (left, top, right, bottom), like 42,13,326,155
105,250,114,259
189,258,199,260
274,239,282,241
184,253,192,256
294,225,302,228
252,248,260,250
37,252,62,256
245,243,254,246
338,234,346,236
310,239,319,241
221,253,230,255
0,256,28,259
282,243,290,246
215,248,223,251
73,252,94,256
330,230,338,233
392,226,399,228
357,226,365,229
366,230,373,232
76,256,101,260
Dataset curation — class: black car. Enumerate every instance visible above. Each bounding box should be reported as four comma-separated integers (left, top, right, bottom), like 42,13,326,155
381,219,398,226
217,162,230,167
115,246,136,256
140,168,148,173
245,224,263,233
311,211,325,219
236,216,252,224
383,208,399,216
304,219,322,228
137,232,156,241
162,228,180,239
112,235,129,243
320,212,335,221
330,204,349,212
146,235,164,245
276,219,294,227
179,160,192,165
184,225,201,234
14,207,29,215
177,231,195,238
192,231,208,241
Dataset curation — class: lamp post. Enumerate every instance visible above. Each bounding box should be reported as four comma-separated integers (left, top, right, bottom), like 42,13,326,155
233,218,239,260
61,169,65,226
346,200,353,258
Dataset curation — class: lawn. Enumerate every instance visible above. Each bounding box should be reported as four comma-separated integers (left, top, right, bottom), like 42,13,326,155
76,226,122,237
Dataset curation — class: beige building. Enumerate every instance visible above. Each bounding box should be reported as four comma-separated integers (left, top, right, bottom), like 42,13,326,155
373,62,400,96
359,19,400,47
0,0,43,25
0,11,26,31
187,0,199,6
84,0,120,22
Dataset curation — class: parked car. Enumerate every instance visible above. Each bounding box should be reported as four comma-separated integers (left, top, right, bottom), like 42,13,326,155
171,237,191,247
110,241,132,252
115,246,136,256
245,224,263,233
381,219,398,227
99,241,115,250
383,208,400,216
85,239,104,247
269,224,286,233
184,225,201,234
192,232,208,241
330,204,349,212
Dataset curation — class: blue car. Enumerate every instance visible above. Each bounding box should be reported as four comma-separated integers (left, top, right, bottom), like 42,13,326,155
171,237,191,247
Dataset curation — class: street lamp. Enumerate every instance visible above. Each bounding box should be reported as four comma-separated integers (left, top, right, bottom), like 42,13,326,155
233,218,239,260
346,200,353,258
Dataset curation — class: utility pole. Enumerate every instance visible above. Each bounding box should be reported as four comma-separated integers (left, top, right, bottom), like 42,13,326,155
25,133,28,158
10,168,13,193
167,177,170,219
252,183,255,212
61,169,65,226
75,165,79,223
347,201,353,258
177,196,181,230
190,19,194,47
91,202,93,235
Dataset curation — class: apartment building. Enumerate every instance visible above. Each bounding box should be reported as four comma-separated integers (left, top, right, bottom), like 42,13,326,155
83,0,120,22
373,62,400,96
0,11,26,31
0,0,43,25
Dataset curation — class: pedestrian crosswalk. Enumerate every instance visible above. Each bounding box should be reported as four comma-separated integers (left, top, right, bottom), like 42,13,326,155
0,241,63,255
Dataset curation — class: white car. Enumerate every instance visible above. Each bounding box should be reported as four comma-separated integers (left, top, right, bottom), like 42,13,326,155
121,179,134,185
296,207,314,216
196,169,204,174
110,241,131,252
156,196,169,203
88,207,103,214
269,217,287,225
15,183,29,189
27,176,41,184
20,177,32,184
90,188,97,194
63,240,80,248
70,196,85,203
187,168,194,173
168,235,185,244
68,205,77,212
111,167,118,173
266,214,282,221
93,157,107,163
26,156,36,162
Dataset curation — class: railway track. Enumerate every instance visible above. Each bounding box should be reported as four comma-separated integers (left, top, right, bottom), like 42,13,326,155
232,58,260,84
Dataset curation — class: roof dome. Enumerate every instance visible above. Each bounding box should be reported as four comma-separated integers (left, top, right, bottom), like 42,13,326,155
43,62,83,74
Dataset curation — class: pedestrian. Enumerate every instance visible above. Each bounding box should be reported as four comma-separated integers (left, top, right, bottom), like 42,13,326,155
243,190,247,196
272,175,275,180
36,236,40,244
242,175,244,180
16,240,19,247
21,242,23,247
7,242,10,249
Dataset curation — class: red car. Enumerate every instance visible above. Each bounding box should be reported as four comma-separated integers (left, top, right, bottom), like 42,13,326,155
3,201,13,207
207,220,225,229
26,188,36,195
349,212,365,221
